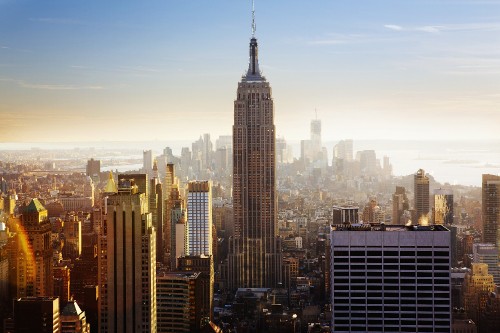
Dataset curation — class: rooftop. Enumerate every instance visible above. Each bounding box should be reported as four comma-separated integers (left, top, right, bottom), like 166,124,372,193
331,223,449,232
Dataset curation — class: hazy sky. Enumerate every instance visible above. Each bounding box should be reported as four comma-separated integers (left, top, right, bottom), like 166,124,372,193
1,0,499,142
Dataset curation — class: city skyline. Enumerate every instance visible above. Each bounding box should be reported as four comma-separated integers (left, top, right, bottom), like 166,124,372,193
1,0,500,142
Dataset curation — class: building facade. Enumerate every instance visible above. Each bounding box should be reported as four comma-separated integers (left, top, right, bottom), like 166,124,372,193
228,26,282,289
414,169,430,224
98,177,156,333
186,181,212,256
482,174,500,247
330,224,451,333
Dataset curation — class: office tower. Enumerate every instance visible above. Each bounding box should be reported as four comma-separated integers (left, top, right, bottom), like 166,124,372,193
472,243,500,285
330,224,451,333
163,163,175,267
60,300,91,333
334,139,353,162
98,178,156,333
143,150,153,177
215,135,233,151
170,185,186,269
311,118,322,155
86,158,100,184
13,199,53,297
357,150,377,175
178,255,214,322
13,296,60,333
482,174,500,247
71,231,98,307
434,188,453,225
332,206,359,225
186,181,212,256
62,212,82,260
203,133,213,169
118,173,149,199
150,159,164,263
53,264,71,306
156,271,203,333
228,6,282,289
414,168,430,224
463,263,495,326
392,186,410,225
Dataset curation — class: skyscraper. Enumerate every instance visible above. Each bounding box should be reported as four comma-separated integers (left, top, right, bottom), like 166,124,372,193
13,199,53,298
228,4,282,289
433,188,453,225
13,296,61,333
186,181,212,256
98,177,156,333
330,224,451,333
143,150,153,177
482,174,500,247
414,168,430,224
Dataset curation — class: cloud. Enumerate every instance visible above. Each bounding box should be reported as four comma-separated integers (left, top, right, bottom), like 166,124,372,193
384,24,403,31
385,22,500,33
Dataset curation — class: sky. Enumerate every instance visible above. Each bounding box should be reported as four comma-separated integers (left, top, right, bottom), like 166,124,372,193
1,0,499,143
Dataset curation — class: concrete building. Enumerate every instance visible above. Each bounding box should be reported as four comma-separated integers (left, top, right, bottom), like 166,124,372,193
330,224,451,333
178,254,214,322
463,263,495,325
186,181,212,256
414,169,430,224
156,271,203,333
332,206,359,225
14,199,53,298
98,177,156,333
13,296,61,333
228,24,282,289
60,300,90,333
472,243,500,285
143,150,153,177
434,188,454,225
392,186,409,225
482,174,500,248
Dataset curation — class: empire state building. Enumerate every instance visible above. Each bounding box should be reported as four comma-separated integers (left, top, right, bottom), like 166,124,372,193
228,6,282,289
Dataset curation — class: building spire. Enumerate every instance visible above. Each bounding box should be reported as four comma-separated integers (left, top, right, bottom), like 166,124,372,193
244,0,264,81
252,0,256,37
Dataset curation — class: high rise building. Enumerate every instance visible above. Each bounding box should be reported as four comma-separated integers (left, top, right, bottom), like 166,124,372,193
177,255,214,322
414,169,430,224
163,163,175,267
86,158,100,183
186,181,212,256
13,199,53,298
228,5,282,289
392,186,410,225
98,177,156,333
463,263,496,326
150,159,164,263
13,296,61,333
472,243,500,285
482,174,500,247
330,224,451,333
156,271,203,333
60,300,91,333
332,206,359,225
143,150,153,177
333,139,353,162
169,184,186,270
434,188,453,225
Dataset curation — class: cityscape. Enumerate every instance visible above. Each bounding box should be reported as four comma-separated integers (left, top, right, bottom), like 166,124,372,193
1,1,500,333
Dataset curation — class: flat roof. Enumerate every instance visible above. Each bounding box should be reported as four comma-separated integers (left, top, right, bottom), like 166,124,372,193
331,224,449,232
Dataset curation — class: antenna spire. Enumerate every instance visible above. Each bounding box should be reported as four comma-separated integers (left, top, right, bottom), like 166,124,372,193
251,0,256,37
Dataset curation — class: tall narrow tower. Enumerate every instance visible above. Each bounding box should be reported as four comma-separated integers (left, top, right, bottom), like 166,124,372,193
228,1,282,289
414,168,430,224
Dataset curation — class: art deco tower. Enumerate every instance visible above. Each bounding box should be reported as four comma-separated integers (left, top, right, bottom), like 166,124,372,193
228,3,282,289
